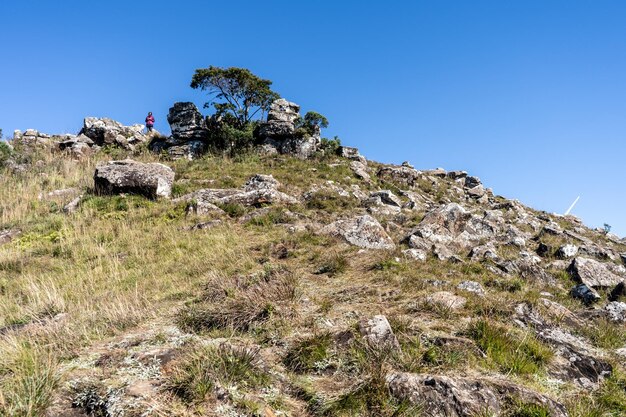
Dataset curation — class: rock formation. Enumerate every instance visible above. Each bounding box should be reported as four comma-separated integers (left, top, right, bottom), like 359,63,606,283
255,99,320,159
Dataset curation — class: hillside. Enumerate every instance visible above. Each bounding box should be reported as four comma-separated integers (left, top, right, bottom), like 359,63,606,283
0,102,625,417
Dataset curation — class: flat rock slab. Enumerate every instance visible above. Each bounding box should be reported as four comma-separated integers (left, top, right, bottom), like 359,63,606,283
426,291,467,310
321,215,395,250
94,159,175,199
386,373,567,417
568,257,624,288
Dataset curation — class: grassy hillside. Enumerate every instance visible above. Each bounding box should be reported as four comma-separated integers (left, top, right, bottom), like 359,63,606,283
0,150,624,416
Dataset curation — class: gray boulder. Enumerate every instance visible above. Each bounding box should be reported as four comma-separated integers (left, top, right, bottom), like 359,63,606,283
377,165,421,187
457,280,485,296
94,159,175,199
338,146,366,164
176,174,297,209
568,257,624,288
556,244,578,259
321,215,395,250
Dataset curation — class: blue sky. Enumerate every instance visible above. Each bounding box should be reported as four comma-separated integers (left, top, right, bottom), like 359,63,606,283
1,1,625,236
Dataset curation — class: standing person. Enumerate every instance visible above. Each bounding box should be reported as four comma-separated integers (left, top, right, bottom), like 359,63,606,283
145,112,155,132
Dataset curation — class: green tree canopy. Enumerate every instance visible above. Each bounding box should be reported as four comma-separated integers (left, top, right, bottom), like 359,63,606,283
191,66,279,128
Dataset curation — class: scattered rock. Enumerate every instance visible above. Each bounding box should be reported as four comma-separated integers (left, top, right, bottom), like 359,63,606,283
402,248,427,261
604,301,626,322
350,161,370,181
556,244,578,259
80,117,147,149
571,284,601,305
0,228,21,245
321,215,395,250
63,195,83,214
255,99,320,159
177,174,297,208
457,281,485,296
370,190,402,207
377,165,421,187
358,315,400,351
94,159,175,199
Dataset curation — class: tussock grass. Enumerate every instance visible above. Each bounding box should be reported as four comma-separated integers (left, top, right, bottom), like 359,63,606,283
167,343,270,402
284,332,334,373
177,267,300,332
467,319,553,376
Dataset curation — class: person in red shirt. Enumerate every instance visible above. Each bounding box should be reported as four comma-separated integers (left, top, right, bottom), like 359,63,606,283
145,112,155,132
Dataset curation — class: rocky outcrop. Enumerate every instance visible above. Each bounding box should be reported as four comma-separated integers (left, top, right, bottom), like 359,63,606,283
321,215,395,250
386,373,567,417
94,159,175,199
255,99,320,159
338,146,366,164
80,117,147,150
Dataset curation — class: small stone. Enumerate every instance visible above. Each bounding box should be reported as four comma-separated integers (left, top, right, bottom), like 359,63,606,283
402,248,427,261
358,315,400,351
457,280,485,296
604,301,626,322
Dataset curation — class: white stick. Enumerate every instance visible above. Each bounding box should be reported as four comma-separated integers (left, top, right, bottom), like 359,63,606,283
564,196,580,216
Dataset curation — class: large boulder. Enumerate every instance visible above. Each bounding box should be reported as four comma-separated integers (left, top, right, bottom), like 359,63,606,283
94,159,175,199
80,118,147,149
568,257,624,288
321,215,395,250
377,165,421,187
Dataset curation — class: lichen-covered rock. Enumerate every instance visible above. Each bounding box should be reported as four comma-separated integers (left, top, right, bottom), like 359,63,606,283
457,281,485,296
386,373,567,417
338,146,366,164
568,257,624,288
94,160,175,199
350,161,370,181
403,248,427,261
321,215,395,250
556,244,578,259
358,315,400,351
605,301,626,322
167,102,209,141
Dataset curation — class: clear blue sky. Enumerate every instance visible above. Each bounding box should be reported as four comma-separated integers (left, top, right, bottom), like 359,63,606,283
1,1,625,236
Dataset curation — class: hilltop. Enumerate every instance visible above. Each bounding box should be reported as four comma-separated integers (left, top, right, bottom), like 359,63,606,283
0,97,625,417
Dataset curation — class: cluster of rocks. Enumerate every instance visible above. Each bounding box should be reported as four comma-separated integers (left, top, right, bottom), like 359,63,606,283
12,117,150,158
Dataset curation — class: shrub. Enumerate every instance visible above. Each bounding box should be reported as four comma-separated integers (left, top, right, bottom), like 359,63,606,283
0,141,12,167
